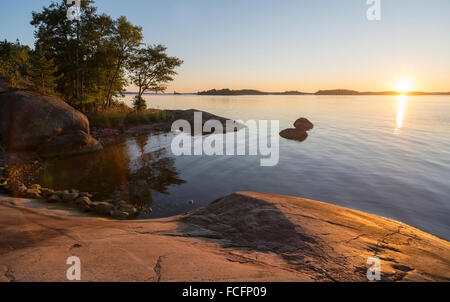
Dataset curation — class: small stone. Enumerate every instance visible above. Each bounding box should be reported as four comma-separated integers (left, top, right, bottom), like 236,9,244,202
47,194,61,203
40,188,55,198
30,184,42,191
61,191,79,202
16,183,27,194
128,207,139,217
111,210,129,220
95,202,115,216
79,192,93,199
25,188,41,199
74,196,91,209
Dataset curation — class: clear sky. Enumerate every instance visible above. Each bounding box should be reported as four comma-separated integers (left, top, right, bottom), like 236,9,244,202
1,0,449,92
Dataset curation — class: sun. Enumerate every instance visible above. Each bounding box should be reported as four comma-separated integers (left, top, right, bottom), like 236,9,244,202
395,79,413,93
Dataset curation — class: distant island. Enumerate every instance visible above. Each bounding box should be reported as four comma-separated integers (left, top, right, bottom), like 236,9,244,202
195,88,450,96
197,89,308,96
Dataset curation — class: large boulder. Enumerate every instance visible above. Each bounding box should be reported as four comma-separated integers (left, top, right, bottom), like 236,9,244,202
0,91,102,156
169,109,245,135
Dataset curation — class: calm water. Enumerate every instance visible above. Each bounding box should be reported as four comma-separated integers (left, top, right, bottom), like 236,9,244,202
39,95,450,240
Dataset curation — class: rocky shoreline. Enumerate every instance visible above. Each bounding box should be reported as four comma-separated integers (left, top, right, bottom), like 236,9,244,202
0,191,449,282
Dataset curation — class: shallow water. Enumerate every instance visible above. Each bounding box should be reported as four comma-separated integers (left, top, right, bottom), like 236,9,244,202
39,94,450,240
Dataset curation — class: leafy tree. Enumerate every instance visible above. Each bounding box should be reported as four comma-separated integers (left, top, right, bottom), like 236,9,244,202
128,45,183,110
31,1,118,107
0,40,30,89
29,48,62,94
104,16,143,109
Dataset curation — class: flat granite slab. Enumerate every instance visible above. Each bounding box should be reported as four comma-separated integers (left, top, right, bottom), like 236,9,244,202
0,192,449,282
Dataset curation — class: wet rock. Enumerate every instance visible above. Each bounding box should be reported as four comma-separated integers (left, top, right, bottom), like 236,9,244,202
279,128,308,142
294,118,314,131
25,188,41,199
38,130,102,158
74,196,91,210
40,188,55,198
60,191,79,203
94,202,114,216
47,194,61,203
111,210,129,220
79,192,93,199
15,183,27,194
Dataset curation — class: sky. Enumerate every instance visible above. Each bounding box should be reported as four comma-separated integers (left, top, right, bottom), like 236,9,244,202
1,0,449,93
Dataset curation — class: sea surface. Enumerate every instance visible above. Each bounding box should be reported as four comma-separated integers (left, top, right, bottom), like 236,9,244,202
39,94,450,240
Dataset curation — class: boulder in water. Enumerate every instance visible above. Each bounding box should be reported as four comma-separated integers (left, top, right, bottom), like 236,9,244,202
279,128,308,142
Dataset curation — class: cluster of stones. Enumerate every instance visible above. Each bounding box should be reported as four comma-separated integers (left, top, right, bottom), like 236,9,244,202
0,171,148,220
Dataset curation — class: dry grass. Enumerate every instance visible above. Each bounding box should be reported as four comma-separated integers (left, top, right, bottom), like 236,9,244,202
87,107,173,129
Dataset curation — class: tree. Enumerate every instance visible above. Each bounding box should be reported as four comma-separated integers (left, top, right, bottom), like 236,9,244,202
29,48,62,94
104,16,143,109
128,45,183,110
0,40,30,89
31,0,119,107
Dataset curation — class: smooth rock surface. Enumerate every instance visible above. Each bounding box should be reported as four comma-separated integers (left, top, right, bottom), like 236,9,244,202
0,91,101,156
0,192,448,282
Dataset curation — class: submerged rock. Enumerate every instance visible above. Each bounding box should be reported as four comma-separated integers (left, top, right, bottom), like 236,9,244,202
38,130,102,158
94,202,115,216
47,194,61,203
111,210,129,220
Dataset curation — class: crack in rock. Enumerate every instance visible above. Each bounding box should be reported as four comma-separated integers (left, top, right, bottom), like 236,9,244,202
153,256,163,282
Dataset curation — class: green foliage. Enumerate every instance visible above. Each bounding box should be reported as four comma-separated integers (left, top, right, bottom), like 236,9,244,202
2,0,182,121
132,95,147,111
127,44,183,98
30,0,138,110
0,40,30,88
29,48,62,94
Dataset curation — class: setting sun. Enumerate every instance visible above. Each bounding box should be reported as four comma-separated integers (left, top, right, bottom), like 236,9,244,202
396,80,413,93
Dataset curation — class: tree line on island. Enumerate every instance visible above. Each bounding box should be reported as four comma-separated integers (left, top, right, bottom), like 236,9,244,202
197,88,450,96
0,0,183,112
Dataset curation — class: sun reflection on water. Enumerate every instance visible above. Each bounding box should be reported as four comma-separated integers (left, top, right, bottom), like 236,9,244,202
395,95,406,133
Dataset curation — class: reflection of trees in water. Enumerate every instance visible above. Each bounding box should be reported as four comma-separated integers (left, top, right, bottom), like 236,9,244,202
38,135,185,208
128,146,185,207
